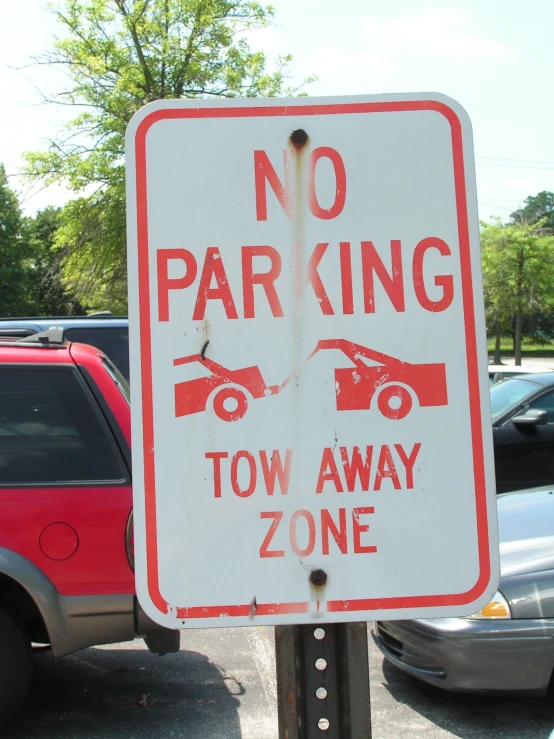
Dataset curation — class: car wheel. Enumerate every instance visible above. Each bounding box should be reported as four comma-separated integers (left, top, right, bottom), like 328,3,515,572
213,387,249,422
377,384,413,420
0,605,33,727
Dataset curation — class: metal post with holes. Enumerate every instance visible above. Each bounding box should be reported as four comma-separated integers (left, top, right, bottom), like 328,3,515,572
275,622,371,738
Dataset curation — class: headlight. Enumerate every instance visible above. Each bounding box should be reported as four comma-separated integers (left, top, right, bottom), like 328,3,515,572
464,591,511,619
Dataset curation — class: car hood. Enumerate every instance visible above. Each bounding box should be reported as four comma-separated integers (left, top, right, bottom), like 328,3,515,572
498,486,554,577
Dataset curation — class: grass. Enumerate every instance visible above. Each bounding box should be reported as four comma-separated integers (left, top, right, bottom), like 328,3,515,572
486,339,554,357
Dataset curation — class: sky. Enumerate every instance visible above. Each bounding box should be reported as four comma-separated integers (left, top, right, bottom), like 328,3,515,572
0,0,553,220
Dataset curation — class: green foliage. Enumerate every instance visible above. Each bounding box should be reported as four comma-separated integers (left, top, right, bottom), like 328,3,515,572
0,165,30,316
522,308,554,345
22,206,85,316
481,218,554,360
0,167,83,317
481,219,554,318
57,187,128,312
24,0,305,309
511,191,554,232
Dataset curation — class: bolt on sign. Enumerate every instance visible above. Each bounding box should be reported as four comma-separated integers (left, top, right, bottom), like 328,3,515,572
126,94,499,629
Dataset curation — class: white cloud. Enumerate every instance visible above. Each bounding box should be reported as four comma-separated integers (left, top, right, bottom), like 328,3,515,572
361,7,507,60
308,45,390,78
243,26,284,57
505,175,537,189
301,6,509,97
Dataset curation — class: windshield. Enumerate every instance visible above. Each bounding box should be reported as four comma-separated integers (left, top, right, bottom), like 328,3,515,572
490,378,538,420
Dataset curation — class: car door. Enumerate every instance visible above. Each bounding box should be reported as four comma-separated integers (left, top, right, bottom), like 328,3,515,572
0,361,134,596
493,388,554,492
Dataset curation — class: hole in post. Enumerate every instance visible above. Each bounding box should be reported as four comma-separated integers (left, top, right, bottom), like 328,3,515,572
315,658,327,671
316,687,328,700
318,718,330,731
314,627,325,640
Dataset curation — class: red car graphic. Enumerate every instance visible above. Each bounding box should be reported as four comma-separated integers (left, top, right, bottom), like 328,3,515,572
173,339,447,422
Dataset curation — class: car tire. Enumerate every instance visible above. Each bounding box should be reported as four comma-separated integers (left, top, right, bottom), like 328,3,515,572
0,605,33,727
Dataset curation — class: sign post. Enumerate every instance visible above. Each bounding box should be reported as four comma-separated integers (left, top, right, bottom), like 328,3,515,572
126,94,498,735
275,622,371,738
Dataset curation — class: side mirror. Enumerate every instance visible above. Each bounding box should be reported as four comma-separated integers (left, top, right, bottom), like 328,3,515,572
512,409,548,427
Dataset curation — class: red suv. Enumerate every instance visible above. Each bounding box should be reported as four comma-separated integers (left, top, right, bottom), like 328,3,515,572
0,329,178,726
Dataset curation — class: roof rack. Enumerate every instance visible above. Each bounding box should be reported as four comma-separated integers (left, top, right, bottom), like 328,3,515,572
0,327,67,350
19,327,66,345
0,314,127,321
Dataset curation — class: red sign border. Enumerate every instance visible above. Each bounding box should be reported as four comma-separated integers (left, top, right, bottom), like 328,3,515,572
133,99,490,620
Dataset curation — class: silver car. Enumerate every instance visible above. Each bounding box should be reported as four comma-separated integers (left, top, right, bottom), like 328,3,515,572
373,486,554,695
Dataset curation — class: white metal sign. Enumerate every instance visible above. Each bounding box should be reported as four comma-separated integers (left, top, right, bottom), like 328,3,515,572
126,93,498,629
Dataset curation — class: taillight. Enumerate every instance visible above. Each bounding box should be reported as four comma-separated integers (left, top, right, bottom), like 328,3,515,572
126,511,135,570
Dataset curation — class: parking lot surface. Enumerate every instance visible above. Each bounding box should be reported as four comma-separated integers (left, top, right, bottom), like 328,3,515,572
5,626,554,739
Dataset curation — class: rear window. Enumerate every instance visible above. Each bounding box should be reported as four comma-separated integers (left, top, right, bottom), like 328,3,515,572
0,366,126,485
64,327,129,381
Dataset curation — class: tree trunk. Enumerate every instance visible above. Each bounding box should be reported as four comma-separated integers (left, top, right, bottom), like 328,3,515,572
515,310,523,366
494,321,501,364
514,246,525,367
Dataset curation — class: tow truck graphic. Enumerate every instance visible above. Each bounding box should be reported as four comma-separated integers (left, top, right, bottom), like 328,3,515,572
173,339,447,422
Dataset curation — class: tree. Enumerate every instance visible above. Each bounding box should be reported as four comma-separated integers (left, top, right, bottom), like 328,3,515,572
521,306,554,346
22,207,85,316
511,191,554,232
24,0,304,310
0,164,31,316
481,219,554,364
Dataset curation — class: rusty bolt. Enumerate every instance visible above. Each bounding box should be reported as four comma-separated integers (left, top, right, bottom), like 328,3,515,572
290,128,308,148
309,569,327,587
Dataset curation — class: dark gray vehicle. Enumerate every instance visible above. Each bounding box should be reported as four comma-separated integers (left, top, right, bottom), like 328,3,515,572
0,315,129,380
373,486,554,695
491,373,554,492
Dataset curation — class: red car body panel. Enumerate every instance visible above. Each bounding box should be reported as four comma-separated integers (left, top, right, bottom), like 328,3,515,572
0,342,134,597
0,485,134,596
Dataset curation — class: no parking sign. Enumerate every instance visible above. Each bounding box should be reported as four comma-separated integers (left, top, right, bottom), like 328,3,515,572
126,93,498,628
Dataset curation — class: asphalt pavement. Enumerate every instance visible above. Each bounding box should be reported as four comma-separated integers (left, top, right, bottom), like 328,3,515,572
5,626,554,739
